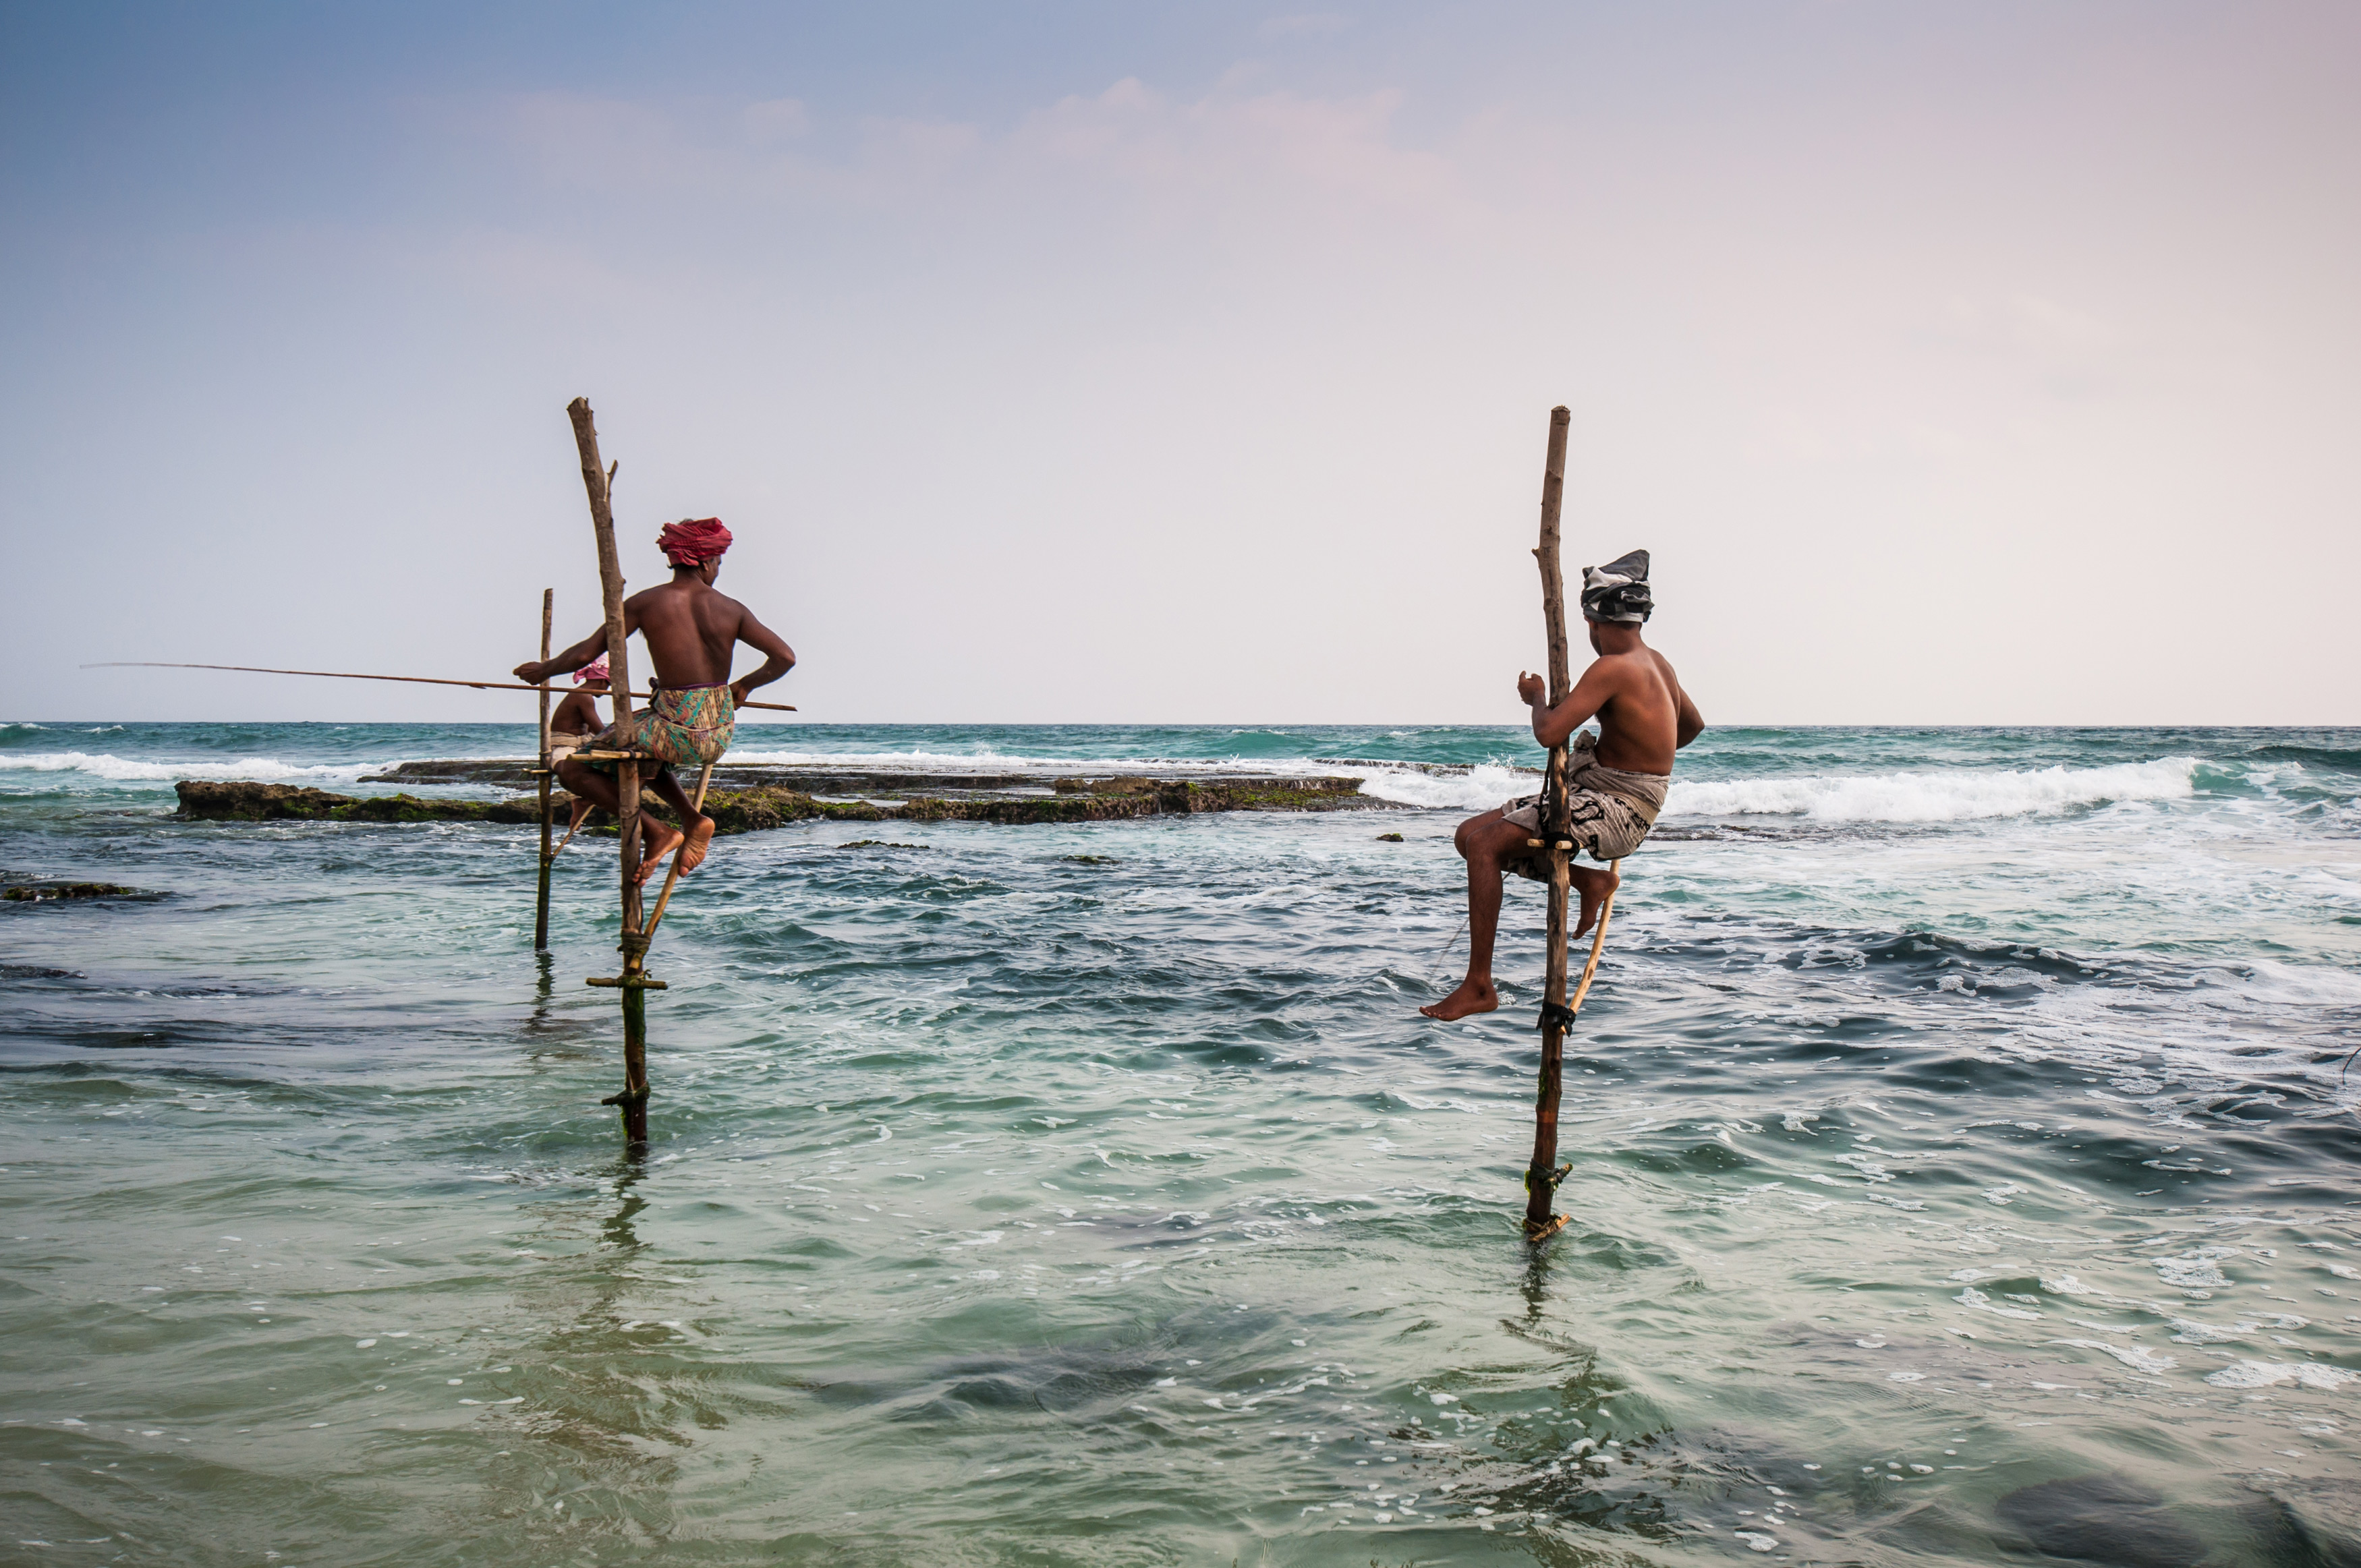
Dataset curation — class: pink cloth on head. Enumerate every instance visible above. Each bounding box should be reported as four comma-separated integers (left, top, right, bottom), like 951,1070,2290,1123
658,517,733,567
575,658,610,684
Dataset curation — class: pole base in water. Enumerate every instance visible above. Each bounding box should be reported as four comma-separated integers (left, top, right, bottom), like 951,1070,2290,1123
1524,1213,1570,1244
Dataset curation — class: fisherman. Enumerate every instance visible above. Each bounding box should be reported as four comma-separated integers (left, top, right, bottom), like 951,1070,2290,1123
1421,550,1703,1022
514,517,796,883
548,658,610,849
549,657,610,754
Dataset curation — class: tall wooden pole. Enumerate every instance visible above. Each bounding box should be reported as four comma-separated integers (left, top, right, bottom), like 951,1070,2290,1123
1524,405,1574,1242
534,587,554,950
567,398,651,1147
642,759,715,941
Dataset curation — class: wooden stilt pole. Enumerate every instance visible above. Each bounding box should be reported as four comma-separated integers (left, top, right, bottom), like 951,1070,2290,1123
534,587,555,951
1525,405,1575,1244
567,399,652,1148
643,759,715,941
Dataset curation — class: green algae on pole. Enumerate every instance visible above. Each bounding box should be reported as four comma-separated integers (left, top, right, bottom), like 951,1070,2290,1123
535,587,554,952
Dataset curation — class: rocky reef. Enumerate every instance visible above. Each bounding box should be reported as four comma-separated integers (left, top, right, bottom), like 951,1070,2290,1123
175,775,1386,834
2,881,147,902
173,781,545,825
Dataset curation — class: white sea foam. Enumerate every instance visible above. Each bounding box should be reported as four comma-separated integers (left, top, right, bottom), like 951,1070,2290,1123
1662,757,2198,823
723,747,1324,778
2051,1338,2177,1373
1353,763,1537,812
0,751,373,784
2203,1360,2359,1391
2167,1317,2256,1344
1343,754,2200,822
2156,1250,2236,1290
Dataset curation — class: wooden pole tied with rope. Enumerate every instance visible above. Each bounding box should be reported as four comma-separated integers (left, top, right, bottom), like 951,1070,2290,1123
644,760,716,941
1520,404,1624,1246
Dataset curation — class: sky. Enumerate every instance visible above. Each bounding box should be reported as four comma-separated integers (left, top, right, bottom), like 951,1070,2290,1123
3,1,2356,726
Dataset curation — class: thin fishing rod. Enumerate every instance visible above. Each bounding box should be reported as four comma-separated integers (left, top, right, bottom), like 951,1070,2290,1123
82,661,796,713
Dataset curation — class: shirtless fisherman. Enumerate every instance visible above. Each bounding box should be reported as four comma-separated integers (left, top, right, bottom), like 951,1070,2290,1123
548,657,610,848
1421,550,1703,1022
515,517,796,883
549,657,610,753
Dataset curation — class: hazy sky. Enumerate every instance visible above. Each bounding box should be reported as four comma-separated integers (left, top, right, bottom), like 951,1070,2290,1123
4,1,2355,726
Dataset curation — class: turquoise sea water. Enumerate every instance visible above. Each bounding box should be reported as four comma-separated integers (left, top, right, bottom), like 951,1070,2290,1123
2,720,2358,1565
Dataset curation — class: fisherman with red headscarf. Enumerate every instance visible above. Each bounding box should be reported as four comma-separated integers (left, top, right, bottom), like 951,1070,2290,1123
543,658,613,851
517,517,797,883
548,657,610,755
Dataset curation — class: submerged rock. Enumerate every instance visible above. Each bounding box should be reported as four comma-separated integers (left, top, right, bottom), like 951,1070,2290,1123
2240,1480,2361,1568
2,881,145,902
1994,1474,2205,1568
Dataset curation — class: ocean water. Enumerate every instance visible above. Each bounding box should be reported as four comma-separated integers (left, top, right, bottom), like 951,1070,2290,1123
2,720,2358,1567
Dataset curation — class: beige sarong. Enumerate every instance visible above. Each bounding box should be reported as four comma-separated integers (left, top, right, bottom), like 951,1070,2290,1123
1500,731,1670,878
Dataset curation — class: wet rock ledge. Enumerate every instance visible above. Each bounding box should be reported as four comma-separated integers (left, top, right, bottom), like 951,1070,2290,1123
173,774,1386,833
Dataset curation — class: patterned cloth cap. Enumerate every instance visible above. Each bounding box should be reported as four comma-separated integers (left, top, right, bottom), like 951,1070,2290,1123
1579,549,1653,622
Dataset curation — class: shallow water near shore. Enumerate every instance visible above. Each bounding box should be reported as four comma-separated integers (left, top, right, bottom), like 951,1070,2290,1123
3,721,2359,1565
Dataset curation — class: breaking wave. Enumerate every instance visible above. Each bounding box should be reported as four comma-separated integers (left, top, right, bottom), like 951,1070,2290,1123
1351,763,1537,811
1346,756,2201,823
1663,757,2198,823
722,747,1325,778
0,751,374,785
2244,744,2361,772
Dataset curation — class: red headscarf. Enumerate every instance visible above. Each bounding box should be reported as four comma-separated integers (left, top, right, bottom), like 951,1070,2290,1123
658,517,733,567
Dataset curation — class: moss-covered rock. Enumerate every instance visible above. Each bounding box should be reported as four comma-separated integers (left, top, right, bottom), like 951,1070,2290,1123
173,781,543,825
175,776,1388,834
2,881,146,902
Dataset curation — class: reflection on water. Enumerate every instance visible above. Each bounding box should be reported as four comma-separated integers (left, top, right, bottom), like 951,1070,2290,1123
3,724,2359,1563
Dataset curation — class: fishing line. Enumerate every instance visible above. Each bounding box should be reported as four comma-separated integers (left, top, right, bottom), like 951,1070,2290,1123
1424,912,1470,990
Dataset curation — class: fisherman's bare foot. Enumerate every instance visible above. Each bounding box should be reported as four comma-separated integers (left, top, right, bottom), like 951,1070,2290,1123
1571,864,1621,939
677,815,716,875
634,821,686,885
1420,979,1498,1021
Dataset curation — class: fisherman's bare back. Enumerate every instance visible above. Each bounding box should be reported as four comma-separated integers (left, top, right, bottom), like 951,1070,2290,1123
614,575,791,701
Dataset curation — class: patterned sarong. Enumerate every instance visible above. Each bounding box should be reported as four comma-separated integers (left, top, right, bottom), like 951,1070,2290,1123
581,683,735,775
1500,730,1669,879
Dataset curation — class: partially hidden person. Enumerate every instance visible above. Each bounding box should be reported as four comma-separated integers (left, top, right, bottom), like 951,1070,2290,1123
547,658,610,852
1421,550,1703,1022
515,517,795,884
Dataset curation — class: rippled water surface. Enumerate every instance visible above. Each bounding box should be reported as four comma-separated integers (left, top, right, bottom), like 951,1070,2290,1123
3,721,2359,1565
